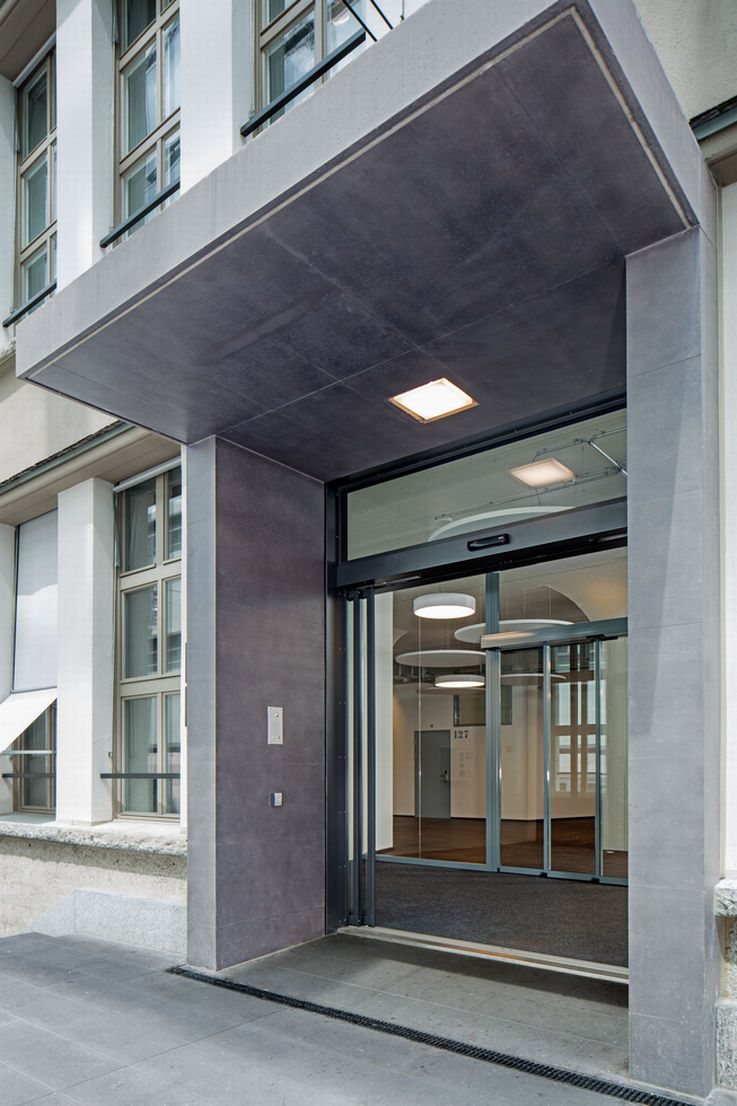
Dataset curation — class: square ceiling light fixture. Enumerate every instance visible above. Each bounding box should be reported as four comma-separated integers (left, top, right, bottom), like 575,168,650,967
509,458,575,487
389,378,477,422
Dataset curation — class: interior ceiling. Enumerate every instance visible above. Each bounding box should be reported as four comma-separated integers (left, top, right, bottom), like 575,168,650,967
24,7,688,483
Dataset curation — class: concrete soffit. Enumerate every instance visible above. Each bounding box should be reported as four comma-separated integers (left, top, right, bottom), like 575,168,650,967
13,0,712,482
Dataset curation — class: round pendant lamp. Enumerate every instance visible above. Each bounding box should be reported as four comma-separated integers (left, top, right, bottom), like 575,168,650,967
413,593,475,619
434,673,485,689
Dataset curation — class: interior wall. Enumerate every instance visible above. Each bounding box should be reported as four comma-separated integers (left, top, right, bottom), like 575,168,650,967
186,438,326,971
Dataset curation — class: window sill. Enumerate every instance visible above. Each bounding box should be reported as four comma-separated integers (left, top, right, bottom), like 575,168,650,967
0,814,186,855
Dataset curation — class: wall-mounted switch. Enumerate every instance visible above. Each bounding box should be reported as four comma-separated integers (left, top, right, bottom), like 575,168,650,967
270,792,283,807
267,706,283,745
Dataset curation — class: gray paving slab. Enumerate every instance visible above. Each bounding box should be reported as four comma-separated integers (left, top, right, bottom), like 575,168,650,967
0,932,702,1106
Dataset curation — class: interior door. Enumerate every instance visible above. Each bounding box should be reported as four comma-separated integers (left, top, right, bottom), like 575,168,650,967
416,730,451,819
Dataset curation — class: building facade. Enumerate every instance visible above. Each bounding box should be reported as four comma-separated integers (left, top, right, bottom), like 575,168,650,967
0,0,736,1099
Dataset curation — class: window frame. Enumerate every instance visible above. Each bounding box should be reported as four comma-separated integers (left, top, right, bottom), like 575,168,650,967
15,50,57,311
114,0,180,235
115,465,182,819
12,705,57,816
255,0,359,115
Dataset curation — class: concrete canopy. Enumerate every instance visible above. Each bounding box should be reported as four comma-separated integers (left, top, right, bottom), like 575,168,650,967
16,0,705,482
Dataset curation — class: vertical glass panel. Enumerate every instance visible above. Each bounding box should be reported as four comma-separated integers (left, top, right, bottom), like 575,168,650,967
377,574,486,866
165,577,181,672
166,467,182,557
346,410,626,560
164,692,180,814
123,478,156,570
164,131,180,187
123,151,158,228
19,711,54,810
265,13,315,105
499,546,628,628
163,16,180,116
327,0,366,61
124,585,158,678
14,511,58,692
21,247,48,304
23,68,48,155
123,696,158,812
499,647,544,868
550,642,596,874
123,0,156,50
51,143,57,221
23,157,48,246
265,0,288,23
124,42,157,153
601,637,628,878
50,235,57,281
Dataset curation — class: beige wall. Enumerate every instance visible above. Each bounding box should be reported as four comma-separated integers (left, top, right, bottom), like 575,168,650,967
0,357,115,486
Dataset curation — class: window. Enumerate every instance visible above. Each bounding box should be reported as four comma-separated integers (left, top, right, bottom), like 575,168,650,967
257,0,365,118
11,707,56,815
117,465,182,816
116,0,180,235
16,52,56,311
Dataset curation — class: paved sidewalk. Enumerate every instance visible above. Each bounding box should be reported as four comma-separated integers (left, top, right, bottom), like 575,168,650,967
0,932,699,1105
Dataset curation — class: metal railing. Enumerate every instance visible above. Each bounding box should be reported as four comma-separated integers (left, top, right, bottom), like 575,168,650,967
100,772,180,780
3,280,57,329
100,180,181,249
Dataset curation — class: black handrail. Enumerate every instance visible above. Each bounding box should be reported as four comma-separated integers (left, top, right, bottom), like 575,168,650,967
100,772,180,779
3,280,57,329
100,180,181,249
2,773,54,779
241,29,365,139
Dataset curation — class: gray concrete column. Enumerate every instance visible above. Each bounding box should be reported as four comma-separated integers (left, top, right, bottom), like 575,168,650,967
626,226,720,1096
186,437,325,970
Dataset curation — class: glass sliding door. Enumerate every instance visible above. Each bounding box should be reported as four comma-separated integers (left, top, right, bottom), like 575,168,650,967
549,642,597,875
499,647,545,870
376,573,488,867
600,637,628,879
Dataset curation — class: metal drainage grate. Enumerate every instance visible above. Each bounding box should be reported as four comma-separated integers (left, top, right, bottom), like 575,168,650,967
168,965,692,1106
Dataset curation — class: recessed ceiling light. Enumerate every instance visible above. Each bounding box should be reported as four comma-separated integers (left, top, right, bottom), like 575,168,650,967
508,458,575,488
390,378,477,423
413,593,476,620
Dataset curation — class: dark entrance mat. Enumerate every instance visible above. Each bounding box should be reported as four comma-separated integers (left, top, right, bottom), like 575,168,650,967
375,863,628,966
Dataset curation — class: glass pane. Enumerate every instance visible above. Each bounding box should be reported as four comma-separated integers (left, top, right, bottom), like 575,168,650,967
499,546,628,630
23,68,48,156
123,152,158,229
265,0,288,23
165,577,181,672
19,710,54,810
123,477,156,570
123,0,156,50
377,574,487,866
51,143,57,221
164,131,180,187
123,696,158,812
124,585,158,678
23,157,48,246
21,247,48,304
166,467,182,557
163,16,180,117
124,42,157,153
499,647,544,868
327,0,363,52
50,235,57,281
550,642,596,874
347,410,626,560
164,692,180,814
601,637,628,878
265,13,315,104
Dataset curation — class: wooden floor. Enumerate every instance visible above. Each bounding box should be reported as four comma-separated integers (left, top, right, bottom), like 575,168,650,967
378,815,628,877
